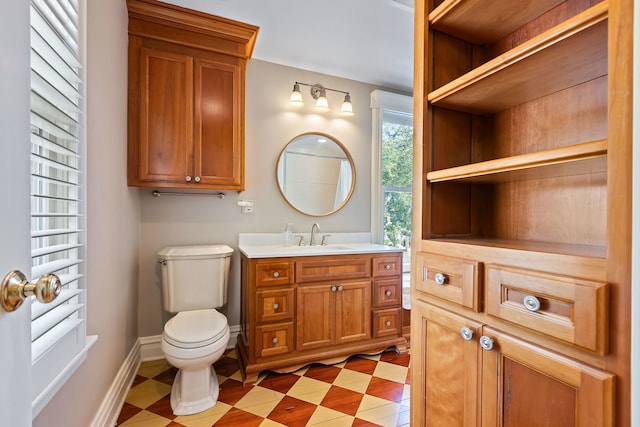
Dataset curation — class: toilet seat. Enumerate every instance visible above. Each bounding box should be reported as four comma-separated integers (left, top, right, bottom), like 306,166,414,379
163,309,228,349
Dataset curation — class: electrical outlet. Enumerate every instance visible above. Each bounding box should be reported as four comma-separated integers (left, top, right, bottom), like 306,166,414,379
242,205,255,214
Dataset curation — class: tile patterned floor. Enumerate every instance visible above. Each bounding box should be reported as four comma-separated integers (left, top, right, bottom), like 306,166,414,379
117,348,410,427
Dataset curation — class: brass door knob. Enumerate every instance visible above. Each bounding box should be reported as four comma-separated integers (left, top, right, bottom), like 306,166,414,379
1,270,61,312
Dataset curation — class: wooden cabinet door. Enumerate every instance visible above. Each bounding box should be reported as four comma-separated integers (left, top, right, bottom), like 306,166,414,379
334,280,371,345
138,48,193,184
296,284,335,352
411,301,483,427
194,58,243,188
480,327,614,427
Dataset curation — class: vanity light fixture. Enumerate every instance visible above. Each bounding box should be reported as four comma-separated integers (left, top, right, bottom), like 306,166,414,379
288,81,354,115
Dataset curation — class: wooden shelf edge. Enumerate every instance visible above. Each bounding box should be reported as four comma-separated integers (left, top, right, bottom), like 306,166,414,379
429,0,565,44
427,1,609,113
426,139,607,183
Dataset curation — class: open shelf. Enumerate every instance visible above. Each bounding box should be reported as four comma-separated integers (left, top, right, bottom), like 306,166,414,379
428,2,608,114
428,238,607,260
429,0,565,44
426,140,607,183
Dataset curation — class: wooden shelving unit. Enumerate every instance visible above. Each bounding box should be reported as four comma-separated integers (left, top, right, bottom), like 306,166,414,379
426,139,607,183
429,0,565,43
428,2,608,114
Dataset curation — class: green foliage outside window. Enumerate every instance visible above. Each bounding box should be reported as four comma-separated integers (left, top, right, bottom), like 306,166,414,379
381,121,413,249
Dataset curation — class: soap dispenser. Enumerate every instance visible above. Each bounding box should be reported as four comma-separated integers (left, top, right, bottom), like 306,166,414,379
283,223,293,246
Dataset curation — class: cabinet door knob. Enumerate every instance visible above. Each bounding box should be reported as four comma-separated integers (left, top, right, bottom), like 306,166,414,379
272,337,279,344
185,175,192,182
385,290,392,297
331,285,337,292
337,285,343,292
434,272,446,285
460,327,474,341
273,271,280,278
523,295,541,312
194,176,201,183
385,320,392,327
479,336,494,351
273,303,279,310
385,264,392,270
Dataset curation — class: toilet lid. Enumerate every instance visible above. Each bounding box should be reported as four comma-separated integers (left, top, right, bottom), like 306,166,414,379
163,309,228,349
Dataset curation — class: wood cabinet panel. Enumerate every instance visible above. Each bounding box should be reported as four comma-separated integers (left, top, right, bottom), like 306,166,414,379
481,327,614,427
255,261,294,287
256,288,294,323
127,0,257,190
296,256,370,283
296,284,335,352
486,264,609,354
238,252,406,383
372,255,402,277
139,48,193,183
416,251,481,311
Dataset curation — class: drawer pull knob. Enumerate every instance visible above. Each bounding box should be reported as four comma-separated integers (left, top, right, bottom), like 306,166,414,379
479,336,494,351
385,290,392,297
460,327,474,341
272,337,279,344
331,285,337,292
386,320,392,327
385,264,391,270
273,271,280,278
273,303,279,310
434,272,446,285
523,295,541,312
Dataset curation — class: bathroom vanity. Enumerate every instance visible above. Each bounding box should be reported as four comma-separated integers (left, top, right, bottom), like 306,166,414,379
237,234,407,383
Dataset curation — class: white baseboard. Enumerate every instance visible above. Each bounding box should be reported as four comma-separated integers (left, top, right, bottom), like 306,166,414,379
90,339,141,427
90,325,242,426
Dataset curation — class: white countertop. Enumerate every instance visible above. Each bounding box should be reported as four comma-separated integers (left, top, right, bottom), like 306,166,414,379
238,232,405,258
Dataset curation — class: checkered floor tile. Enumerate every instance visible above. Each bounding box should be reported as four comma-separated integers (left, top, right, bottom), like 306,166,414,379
116,349,410,426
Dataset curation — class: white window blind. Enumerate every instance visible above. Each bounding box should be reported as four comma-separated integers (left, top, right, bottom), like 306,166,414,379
30,0,86,413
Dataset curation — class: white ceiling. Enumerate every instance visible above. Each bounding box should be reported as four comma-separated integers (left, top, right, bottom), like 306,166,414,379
164,0,415,93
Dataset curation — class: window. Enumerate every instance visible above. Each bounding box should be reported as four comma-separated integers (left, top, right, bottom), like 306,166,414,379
30,0,93,416
371,90,413,289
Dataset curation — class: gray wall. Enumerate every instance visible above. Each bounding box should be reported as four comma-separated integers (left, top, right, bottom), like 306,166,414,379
33,0,141,426
137,59,392,336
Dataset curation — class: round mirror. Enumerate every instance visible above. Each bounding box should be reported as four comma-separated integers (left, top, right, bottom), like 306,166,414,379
276,132,355,216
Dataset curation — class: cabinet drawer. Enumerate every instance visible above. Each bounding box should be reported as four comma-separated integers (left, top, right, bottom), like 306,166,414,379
255,322,294,358
416,252,481,311
256,288,294,323
373,278,401,308
296,256,370,283
372,255,402,277
372,308,401,338
256,261,294,287
486,264,609,354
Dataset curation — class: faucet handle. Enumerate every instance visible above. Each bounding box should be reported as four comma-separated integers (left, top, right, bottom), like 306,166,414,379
320,234,331,246
294,234,305,246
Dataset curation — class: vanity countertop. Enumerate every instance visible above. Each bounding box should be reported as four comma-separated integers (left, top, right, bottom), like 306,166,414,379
238,232,405,258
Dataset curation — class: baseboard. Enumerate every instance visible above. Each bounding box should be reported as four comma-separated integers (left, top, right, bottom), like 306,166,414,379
90,339,141,427
90,324,241,426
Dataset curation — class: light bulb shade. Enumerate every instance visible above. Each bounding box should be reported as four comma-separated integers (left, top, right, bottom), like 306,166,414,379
315,89,329,111
341,93,353,115
289,83,304,106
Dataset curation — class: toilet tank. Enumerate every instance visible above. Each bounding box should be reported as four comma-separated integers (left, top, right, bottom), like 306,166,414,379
158,244,233,313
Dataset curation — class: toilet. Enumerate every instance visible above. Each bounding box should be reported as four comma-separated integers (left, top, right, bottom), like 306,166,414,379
158,244,233,416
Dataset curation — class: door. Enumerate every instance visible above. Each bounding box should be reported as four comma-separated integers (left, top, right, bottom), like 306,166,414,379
335,280,371,344
296,284,334,351
0,1,32,425
410,301,483,427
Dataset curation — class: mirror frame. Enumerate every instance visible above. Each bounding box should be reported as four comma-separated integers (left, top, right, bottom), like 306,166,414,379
276,132,356,217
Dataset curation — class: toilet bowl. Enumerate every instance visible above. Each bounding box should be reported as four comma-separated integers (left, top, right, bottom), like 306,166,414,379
157,244,233,416
161,309,230,415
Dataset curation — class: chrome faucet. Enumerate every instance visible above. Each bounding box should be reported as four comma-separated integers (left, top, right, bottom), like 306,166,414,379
310,222,320,246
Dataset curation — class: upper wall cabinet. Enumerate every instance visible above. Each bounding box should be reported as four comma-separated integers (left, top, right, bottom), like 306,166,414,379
127,0,258,190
